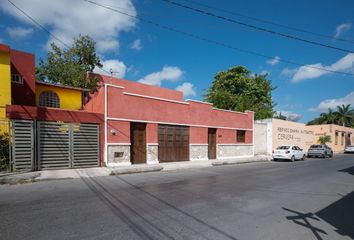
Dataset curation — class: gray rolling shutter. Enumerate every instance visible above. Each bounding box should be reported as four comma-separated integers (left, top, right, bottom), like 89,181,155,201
72,123,99,168
38,121,71,170
12,120,34,171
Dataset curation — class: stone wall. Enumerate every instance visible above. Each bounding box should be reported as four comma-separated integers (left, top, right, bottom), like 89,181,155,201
107,144,131,166
147,144,159,164
217,144,253,159
190,144,208,161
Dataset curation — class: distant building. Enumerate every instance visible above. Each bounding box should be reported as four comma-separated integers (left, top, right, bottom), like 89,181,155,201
254,118,354,154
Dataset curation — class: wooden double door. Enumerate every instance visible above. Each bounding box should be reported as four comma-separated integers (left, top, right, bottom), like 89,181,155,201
158,124,189,162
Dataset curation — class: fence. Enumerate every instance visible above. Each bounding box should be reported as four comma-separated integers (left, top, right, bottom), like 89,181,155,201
0,120,11,172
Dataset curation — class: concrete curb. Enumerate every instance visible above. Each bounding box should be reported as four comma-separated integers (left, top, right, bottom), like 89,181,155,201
0,155,272,184
109,165,163,175
212,155,272,166
0,172,41,185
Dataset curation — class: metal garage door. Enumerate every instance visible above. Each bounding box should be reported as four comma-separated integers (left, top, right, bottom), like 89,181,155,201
158,124,189,162
12,120,34,171
38,122,99,170
72,123,100,168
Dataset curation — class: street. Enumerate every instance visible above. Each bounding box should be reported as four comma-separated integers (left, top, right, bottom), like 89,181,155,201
1,155,354,240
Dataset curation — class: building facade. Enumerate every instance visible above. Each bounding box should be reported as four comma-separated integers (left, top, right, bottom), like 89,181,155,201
1,44,103,171
307,124,354,152
2,43,255,170
255,118,354,154
85,74,254,166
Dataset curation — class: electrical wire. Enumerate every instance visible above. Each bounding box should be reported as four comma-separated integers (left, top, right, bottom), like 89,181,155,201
83,0,354,77
180,0,354,44
6,0,111,75
161,0,354,53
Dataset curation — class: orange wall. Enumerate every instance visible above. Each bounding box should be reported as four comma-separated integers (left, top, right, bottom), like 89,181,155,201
190,127,208,144
146,123,158,143
105,86,253,130
107,120,130,143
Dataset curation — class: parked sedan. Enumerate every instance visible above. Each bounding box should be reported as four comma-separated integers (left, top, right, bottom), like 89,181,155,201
272,145,306,162
345,145,354,153
307,145,333,158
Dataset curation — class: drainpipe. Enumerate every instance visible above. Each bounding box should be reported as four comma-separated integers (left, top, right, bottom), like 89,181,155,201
104,83,108,166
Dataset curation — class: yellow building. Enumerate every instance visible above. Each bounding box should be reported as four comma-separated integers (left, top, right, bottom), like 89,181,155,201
35,82,86,110
0,45,11,134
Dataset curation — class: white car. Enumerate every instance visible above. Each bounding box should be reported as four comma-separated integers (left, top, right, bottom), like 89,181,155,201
272,145,306,162
345,145,354,153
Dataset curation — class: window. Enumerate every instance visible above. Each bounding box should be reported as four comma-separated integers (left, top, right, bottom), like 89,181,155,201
39,91,60,108
11,74,23,84
341,132,344,146
237,130,246,143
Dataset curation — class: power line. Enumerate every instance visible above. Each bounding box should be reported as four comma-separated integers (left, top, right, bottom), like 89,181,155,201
83,0,354,77
6,0,111,75
161,0,354,53
181,0,354,44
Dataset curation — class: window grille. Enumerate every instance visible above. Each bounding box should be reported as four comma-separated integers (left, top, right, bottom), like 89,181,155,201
39,91,60,108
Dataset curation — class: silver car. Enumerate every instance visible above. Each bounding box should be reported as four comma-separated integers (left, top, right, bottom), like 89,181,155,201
345,145,354,153
307,145,333,158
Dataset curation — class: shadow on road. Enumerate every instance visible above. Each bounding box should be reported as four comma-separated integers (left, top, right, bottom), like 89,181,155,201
77,170,238,240
316,191,354,239
339,166,354,175
284,167,354,240
283,207,327,240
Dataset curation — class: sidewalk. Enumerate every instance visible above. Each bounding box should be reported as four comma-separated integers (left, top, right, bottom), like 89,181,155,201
0,155,271,185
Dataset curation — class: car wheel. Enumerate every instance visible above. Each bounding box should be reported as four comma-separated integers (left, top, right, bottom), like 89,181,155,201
291,155,295,162
302,155,306,161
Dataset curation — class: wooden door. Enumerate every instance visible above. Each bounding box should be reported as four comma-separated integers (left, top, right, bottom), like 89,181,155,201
158,125,189,162
130,122,146,164
208,128,217,159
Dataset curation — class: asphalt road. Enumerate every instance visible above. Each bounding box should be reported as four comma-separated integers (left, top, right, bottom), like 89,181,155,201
1,154,354,240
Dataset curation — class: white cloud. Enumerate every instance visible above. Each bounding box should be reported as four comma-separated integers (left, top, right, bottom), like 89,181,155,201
309,92,354,112
6,26,33,39
175,82,196,97
334,23,352,38
138,65,183,86
276,110,302,122
131,39,142,51
0,0,136,52
93,59,127,78
283,53,354,83
266,56,280,66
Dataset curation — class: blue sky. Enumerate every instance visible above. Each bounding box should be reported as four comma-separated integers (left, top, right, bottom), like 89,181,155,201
1,0,354,123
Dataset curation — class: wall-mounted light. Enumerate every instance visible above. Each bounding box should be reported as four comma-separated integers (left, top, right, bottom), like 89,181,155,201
110,129,116,136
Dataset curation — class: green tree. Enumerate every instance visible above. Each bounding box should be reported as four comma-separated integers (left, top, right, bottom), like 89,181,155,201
36,35,103,92
204,66,275,120
308,108,339,125
335,104,354,127
318,135,331,145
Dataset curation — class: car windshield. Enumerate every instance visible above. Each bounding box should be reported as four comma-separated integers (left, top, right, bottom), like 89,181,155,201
277,146,290,150
310,145,323,149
